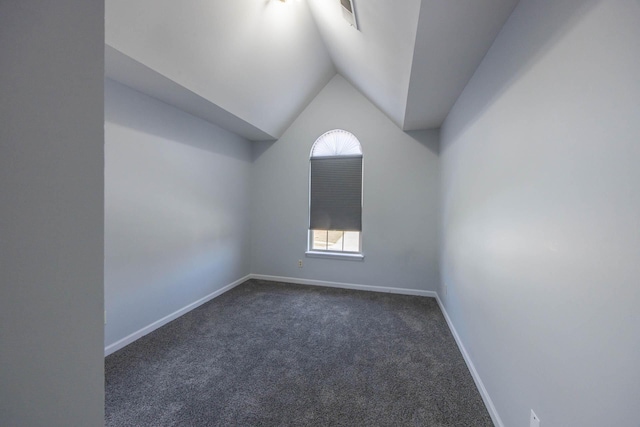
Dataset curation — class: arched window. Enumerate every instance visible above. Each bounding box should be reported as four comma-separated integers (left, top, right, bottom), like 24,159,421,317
308,130,363,256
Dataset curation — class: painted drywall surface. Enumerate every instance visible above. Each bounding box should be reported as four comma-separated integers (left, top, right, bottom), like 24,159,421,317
251,75,440,292
307,0,422,128
104,80,252,348
0,1,105,425
440,0,640,426
106,0,335,138
403,0,518,130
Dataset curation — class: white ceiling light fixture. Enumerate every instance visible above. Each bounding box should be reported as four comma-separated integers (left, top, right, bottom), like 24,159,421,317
340,0,358,30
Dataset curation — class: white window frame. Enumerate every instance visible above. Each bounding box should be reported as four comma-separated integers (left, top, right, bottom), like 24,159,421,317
305,130,364,261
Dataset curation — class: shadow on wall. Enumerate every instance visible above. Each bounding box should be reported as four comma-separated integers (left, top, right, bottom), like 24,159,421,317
105,79,251,161
441,0,601,148
251,139,277,162
405,129,440,156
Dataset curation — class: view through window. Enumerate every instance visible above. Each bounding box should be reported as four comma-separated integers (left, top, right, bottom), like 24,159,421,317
311,230,360,252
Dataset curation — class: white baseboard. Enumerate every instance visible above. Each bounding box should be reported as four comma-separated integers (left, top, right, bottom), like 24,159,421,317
249,274,438,298
434,295,503,427
104,274,251,356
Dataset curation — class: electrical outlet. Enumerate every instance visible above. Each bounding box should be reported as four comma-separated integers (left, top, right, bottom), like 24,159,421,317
298,259,303,268
530,410,540,427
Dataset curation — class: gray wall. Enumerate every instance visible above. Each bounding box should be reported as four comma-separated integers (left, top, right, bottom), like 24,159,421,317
251,75,440,291
104,80,253,349
0,1,105,426
440,0,640,425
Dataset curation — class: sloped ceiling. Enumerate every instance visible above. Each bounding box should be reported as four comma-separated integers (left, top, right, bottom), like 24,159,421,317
106,0,335,139
307,0,422,129
403,0,520,130
106,0,519,140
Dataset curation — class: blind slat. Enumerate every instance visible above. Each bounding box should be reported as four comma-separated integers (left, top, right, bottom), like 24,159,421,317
310,156,362,231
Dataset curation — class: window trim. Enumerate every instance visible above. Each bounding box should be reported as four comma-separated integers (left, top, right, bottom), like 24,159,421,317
305,250,365,261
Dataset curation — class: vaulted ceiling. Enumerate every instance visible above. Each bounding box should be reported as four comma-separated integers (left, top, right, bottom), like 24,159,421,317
106,0,519,140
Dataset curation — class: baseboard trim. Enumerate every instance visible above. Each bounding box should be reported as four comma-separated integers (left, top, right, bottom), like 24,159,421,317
249,274,438,298
434,295,503,427
104,274,251,356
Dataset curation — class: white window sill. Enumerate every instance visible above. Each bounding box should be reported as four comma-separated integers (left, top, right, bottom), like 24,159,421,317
305,251,364,261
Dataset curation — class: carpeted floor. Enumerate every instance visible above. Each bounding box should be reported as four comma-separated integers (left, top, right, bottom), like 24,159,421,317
105,279,493,426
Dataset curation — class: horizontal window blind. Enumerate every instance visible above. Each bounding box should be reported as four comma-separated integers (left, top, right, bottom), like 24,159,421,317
309,156,362,231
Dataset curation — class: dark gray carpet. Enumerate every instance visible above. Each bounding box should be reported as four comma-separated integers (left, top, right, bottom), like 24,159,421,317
105,279,493,426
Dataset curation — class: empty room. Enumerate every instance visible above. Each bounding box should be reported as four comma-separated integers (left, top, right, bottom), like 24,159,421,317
2,0,639,426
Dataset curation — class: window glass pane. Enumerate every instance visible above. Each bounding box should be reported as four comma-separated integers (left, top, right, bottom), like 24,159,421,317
327,231,344,251
343,231,360,252
310,129,362,157
311,230,360,253
312,230,328,250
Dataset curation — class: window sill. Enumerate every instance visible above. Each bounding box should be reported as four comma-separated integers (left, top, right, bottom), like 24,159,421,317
305,251,364,261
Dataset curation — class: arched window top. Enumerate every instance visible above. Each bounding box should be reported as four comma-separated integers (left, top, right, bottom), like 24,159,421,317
310,129,362,158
